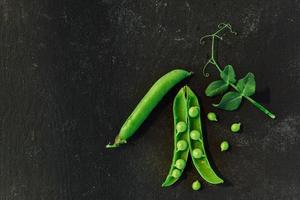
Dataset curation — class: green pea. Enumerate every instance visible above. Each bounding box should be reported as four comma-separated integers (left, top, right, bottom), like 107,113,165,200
188,106,199,118
171,169,181,178
190,130,200,140
220,141,229,152
192,148,203,159
106,69,192,148
231,122,241,133
192,180,201,191
175,159,186,170
207,112,218,121
177,140,188,151
176,121,187,133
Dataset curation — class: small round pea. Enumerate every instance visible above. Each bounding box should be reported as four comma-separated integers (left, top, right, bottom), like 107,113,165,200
192,180,201,191
190,130,201,140
220,141,229,152
171,169,181,178
176,140,188,151
175,159,186,170
207,112,218,121
188,106,199,118
192,148,203,159
231,122,241,133
176,121,187,133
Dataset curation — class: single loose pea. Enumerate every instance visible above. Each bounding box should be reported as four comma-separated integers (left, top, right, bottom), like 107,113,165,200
176,140,188,151
192,148,203,159
220,141,229,152
176,121,187,133
171,169,181,178
192,180,201,191
190,130,201,140
231,122,241,133
175,159,186,170
207,112,218,121
188,106,199,118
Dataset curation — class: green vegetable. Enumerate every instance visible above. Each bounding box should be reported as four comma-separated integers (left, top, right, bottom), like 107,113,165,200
177,140,188,151
175,159,186,170
188,106,199,118
231,122,241,133
205,80,228,97
190,130,200,140
212,91,242,111
207,112,218,121
200,23,276,119
163,86,223,187
192,180,201,191
162,88,189,187
192,148,203,159
172,169,182,178
176,121,187,133
106,69,192,148
186,86,223,184
220,141,229,152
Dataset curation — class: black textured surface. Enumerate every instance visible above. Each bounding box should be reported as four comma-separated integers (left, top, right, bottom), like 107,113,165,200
0,0,300,199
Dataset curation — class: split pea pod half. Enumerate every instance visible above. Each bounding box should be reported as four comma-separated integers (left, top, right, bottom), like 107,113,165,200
106,69,192,148
186,86,224,184
162,87,189,187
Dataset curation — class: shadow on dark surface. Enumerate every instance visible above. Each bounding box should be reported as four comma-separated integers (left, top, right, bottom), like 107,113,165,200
254,87,271,104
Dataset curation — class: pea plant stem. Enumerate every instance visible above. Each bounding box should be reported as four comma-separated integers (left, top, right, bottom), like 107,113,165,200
201,23,276,119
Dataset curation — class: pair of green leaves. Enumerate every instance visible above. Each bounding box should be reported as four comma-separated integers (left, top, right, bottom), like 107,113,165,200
205,65,256,111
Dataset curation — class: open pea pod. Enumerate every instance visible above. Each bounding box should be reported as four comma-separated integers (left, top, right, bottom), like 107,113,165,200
162,86,223,187
186,86,224,184
162,87,189,187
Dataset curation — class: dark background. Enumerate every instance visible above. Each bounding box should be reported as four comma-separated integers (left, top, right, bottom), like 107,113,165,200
0,0,300,199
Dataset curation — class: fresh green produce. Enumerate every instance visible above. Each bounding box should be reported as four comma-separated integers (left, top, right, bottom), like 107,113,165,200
177,140,188,151
190,130,201,140
106,69,192,148
201,23,276,119
175,159,186,170
162,86,223,187
207,112,218,121
162,88,190,187
188,106,199,118
231,122,241,133
192,180,201,191
220,141,230,152
186,86,223,184
172,169,182,178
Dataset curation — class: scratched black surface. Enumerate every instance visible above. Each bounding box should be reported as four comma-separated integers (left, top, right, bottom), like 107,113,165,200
0,0,300,199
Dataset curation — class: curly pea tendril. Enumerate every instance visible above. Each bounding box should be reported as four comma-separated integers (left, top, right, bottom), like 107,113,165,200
200,23,237,77
200,23,276,119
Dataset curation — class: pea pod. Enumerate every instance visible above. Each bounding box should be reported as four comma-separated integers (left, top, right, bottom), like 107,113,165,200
162,86,223,187
162,88,189,187
186,86,224,184
106,69,192,148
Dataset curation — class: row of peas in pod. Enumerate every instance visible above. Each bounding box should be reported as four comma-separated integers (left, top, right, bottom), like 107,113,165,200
162,86,223,188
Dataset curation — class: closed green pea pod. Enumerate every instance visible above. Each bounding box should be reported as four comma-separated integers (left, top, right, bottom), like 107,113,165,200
106,69,192,148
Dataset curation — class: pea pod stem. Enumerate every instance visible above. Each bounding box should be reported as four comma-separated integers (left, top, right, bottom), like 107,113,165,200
201,23,276,119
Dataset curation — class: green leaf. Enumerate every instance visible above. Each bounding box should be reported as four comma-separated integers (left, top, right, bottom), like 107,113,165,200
205,80,229,97
236,73,256,96
220,65,236,84
213,91,242,111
